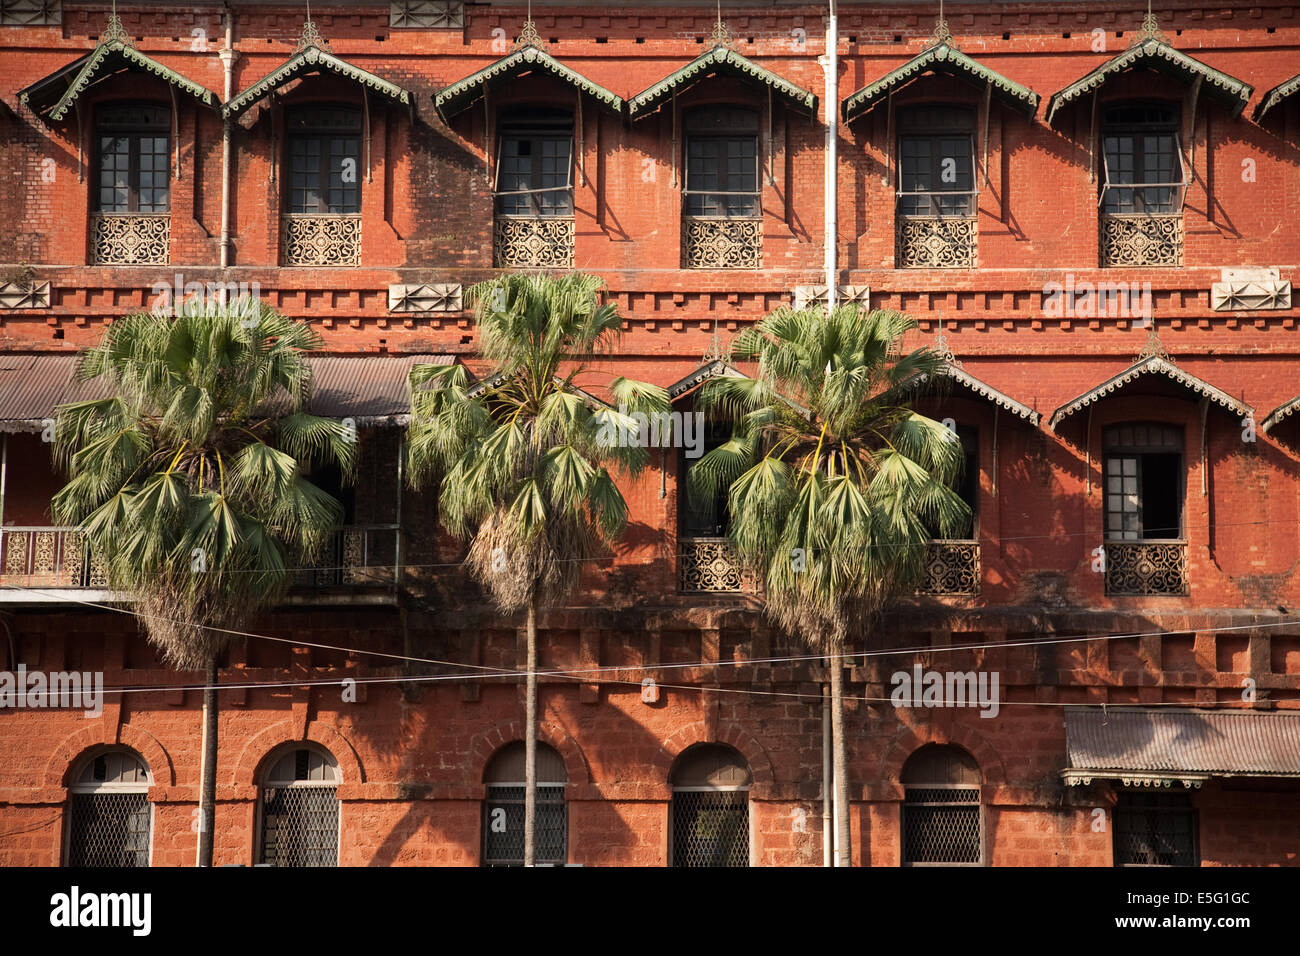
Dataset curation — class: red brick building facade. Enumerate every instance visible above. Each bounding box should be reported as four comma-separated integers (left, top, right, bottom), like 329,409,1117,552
1,0,1300,867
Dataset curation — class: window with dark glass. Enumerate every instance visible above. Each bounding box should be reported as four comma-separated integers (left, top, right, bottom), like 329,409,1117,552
1100,104,1185,214
901,745,983,866
286,106,362,214
66,749,152,868
96,104,169,213
1114,789,1198,867
1104,423,1183,541
684,107,760,218
897,106,975,217
258,747,340,867
681,419,734,538
670,744,751,868
924,423,977,539
482,741,567,866
495,109,574,218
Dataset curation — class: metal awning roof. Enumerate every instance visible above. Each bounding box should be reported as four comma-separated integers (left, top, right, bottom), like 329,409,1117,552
666,359,748,399
1062,707,1300,787
1255,72,1300,122
899,363,1040,426
1261,395,1300,435
842,42,1038,123
435,43,622,122
0,352,453,431
628,45,816,120
224,43,411,120
1047,354,1252,430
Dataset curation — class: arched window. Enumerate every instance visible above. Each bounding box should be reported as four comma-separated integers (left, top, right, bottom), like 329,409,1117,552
669,743,751,867
257,746,340,867
483,741,568,866
901,744,983,865
66,748,152,867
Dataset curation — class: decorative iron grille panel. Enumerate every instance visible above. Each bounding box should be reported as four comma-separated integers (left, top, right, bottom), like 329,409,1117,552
672,791,749,867
483,786,567,866
682,217,761,269
1104,541,1188,596
91,214,169,265
896,217,976,268
493,218,574,268
1,527,107,588
1100,214,1183,267
679,537,754,593
281,214,361,266
259,787,338,866
292,526,398,589
921,541,980,595
67,793,150,867
390,0,463,28
1,0,60,25
1114,792,1197,867
903,787,981,864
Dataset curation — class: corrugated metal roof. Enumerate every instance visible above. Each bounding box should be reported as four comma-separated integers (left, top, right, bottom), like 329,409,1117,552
0,352,454,430
1063,707,1300,783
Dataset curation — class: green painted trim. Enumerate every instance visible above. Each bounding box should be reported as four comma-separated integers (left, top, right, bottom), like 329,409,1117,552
434,45,623,122
628,46,817,120
1046,40,1252,126
36,41,217,123
224,45,411,119
841,43,1038,123
1255,72,1300,122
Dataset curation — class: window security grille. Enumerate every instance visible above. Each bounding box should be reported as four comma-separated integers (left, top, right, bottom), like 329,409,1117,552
671,791,749,867
1114,791,1198,867
259,787,339,867
902,787,981,864
67,793,150,867
483,785,567,866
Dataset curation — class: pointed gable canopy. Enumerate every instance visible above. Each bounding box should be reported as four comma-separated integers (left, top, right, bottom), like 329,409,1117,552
1045,14,1252,127
842,23,1038,124
667,358,748,399
1261,395,1300,435
19,15,217,125
628,22,816,121
223,19,411,121
1048,334,1252,430
1255,72,1300,122
435,21,622,123
898,334,1040,425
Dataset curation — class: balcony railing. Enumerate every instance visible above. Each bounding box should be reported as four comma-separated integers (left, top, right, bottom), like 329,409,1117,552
292,525,401,589
91,213,170,265
678,537,756,593
1103,540,1188,596
281,214,362,266
493,216,575,268
919,540,981,596
896,216,977,269
1099,213,1183,268
682,216,761,269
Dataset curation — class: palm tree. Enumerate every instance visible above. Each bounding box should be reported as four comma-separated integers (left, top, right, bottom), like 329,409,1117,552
51,298,357,867
406,271,666,866
689,304,970,866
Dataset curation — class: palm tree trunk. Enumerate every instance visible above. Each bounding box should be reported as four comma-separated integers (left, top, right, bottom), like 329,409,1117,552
829,651,851,866
198,653,218,867
524,593,538,867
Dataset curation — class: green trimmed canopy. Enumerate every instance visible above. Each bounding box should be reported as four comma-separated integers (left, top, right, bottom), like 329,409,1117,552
1255,72,1300,122
19,39,218,124
1046,39,1253,126
628,46,817,120
435,45,623,123
224,44,411,120
842,43,1038,123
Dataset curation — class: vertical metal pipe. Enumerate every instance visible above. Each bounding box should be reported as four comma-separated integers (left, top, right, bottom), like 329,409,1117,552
219,3,235,268
820,0,838,314
0,433,8,541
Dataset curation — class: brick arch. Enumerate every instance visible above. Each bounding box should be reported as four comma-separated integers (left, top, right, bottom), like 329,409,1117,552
878,724,1008,798
231,720,365,785
469,721,591,786
43,723,175,788
655,722,776,796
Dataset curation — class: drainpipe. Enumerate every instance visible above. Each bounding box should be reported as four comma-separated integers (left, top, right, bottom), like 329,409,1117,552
219,2,236,268
822,683,833,867
819,0,838,315
0,434,7,541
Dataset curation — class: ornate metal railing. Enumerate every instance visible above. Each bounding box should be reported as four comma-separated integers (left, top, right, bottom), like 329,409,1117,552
1099,214,1183,268
919,540,981,596
281,214,362,266
0,527,108,589
1103,540,1188,596
896,216,977,269
91,213,170,265
493,217,575,268
682,217,762,269
679,537,756,593
292,525,400,589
